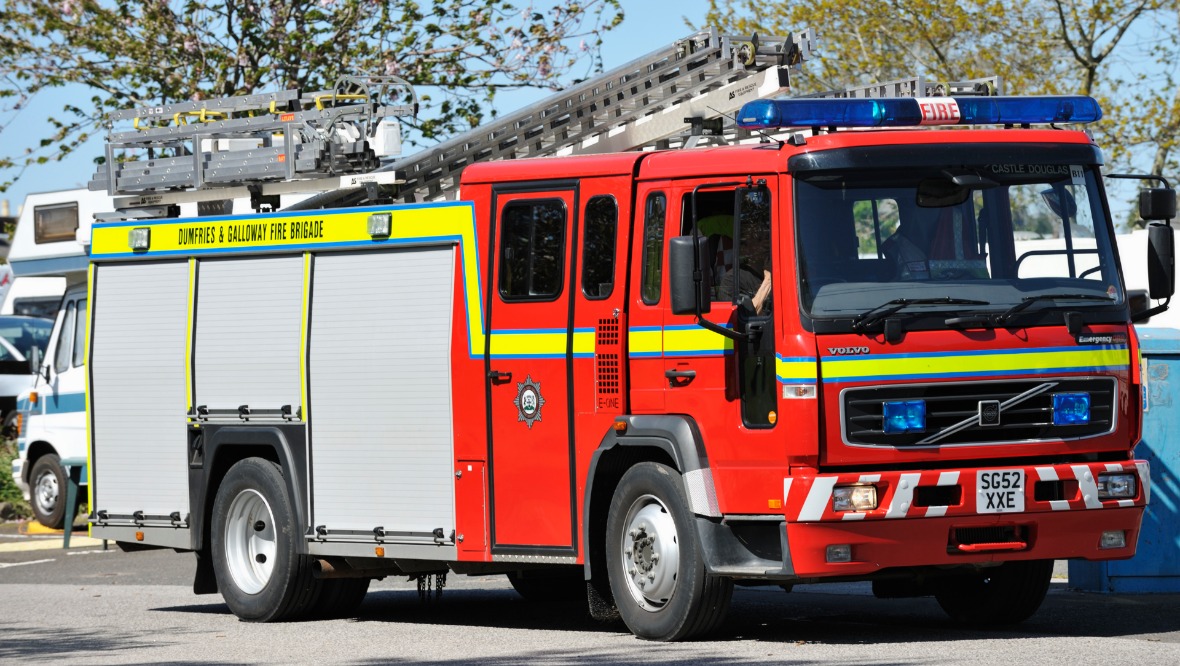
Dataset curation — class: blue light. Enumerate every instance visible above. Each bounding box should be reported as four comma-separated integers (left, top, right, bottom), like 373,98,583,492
736,95,1102,130
738,98,921,129
1053,393,1091,426
882,400,926,433
955,96,1103,125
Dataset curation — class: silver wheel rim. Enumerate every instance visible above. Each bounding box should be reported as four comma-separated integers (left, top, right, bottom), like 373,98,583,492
33,468,59,518
224,489,277,595
619,493,680,612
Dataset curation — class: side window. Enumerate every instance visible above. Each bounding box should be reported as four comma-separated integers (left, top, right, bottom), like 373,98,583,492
581,196,618,299
54,300,76,375
640,193,666,305
34,202,79,244
499,199,567,301
73,298,87,367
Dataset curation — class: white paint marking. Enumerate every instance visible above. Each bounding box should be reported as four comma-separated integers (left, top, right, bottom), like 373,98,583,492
0,558,56,569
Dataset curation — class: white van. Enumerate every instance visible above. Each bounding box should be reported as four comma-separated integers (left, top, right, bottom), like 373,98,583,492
8,188,102,528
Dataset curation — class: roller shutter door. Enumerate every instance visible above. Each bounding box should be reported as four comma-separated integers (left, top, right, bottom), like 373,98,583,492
90,261,190,516
194,256,303,415
309,247,456,536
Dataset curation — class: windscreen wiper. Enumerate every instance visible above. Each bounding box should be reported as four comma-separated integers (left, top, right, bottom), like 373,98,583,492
995,293,1115,324
852,297,990,331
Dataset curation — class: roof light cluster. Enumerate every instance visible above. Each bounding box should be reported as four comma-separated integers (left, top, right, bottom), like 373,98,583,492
736,95,1102,130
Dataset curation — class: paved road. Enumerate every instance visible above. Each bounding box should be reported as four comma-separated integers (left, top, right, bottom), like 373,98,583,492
2,527,1179,664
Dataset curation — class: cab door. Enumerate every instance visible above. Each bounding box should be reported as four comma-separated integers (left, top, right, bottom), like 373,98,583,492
485,183,578,554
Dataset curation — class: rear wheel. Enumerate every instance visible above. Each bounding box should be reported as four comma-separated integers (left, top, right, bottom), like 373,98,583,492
934,560,1054,626
211,458,319,621
605,462,732,641
30,454,71,530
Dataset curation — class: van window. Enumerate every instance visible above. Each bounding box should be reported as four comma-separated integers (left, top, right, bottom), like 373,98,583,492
640,193,666,305
72,299,87,367
498,199,567,301
581,196,618,299
34,203,79,244
54,301,76,374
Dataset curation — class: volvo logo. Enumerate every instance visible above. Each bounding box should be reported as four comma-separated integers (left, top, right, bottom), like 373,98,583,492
978,400,1001,427
828,346,870,356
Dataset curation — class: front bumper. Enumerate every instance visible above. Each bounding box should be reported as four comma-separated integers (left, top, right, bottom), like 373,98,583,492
699,460,1148,580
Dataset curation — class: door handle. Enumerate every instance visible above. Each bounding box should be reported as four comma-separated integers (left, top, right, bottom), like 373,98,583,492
665,369,696,386
488,370,513,384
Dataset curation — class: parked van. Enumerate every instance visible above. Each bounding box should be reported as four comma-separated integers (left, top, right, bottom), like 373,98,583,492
8,188,102,527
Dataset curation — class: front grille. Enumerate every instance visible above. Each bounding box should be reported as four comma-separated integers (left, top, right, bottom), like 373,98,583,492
843,377,1116,447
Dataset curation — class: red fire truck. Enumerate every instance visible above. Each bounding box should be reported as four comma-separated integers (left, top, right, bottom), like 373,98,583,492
80,34,1175,642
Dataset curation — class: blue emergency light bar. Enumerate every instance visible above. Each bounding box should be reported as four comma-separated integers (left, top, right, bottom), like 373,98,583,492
736,95,1103,130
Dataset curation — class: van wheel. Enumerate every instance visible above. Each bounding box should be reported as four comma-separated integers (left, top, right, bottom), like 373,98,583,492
605,462,732,641
934,560,1054,626
2,410,18,439
211,458,319,621
30,454,70,530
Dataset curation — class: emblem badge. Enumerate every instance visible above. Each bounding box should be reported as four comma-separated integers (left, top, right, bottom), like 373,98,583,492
514,375,545,429
978,400,1001,427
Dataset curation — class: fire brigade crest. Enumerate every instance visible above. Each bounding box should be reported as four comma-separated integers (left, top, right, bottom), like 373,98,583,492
514,375,545,428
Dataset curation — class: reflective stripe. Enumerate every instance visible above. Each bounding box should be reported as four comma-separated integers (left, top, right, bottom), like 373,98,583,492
1072,464,1105,509
821,345,1128,383
885,472,921,519
798,477,837,521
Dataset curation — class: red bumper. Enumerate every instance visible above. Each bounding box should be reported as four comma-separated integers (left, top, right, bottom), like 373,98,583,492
781,460,1148,578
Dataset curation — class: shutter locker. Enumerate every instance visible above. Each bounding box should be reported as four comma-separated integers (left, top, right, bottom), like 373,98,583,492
309,247,456,536
194,256,303,415
90,261,189,516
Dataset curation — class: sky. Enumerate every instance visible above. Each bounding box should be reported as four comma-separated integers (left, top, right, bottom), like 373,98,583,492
0,0,711,214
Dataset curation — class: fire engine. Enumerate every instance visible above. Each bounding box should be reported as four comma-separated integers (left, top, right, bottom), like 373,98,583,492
78,29,1175,641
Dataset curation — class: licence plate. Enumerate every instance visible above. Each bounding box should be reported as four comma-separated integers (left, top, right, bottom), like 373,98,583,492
976,469,1025,514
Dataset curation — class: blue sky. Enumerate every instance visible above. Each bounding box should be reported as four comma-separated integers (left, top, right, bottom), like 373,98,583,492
0,1,710,212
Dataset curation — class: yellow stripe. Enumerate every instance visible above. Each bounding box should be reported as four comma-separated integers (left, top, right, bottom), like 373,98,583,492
629,328,663,355
776,357,819,382
185,258,196,415
663,327,732,355
822,347,1128,381
300,253,311,421
84,263,96,521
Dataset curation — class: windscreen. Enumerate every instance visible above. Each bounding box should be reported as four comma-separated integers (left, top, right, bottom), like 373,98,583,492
794,163,1123,329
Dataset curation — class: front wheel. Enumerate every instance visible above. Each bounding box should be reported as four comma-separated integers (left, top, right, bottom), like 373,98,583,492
211,458,319,621
934,559,1054,626
605,462,732,641
30,454,71,530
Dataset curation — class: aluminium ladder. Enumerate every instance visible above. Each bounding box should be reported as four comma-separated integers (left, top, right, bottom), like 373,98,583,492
91,28,817,216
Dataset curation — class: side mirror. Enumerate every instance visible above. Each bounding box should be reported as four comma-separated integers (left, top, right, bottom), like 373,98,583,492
1147,222,1175,300
669,236,711,316
1140,188,1176,221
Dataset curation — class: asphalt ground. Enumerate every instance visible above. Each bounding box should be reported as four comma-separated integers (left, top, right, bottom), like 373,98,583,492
2,520,1179,664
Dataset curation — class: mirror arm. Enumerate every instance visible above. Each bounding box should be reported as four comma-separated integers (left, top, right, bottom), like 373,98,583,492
695,314,747,341
1131,296,1171,323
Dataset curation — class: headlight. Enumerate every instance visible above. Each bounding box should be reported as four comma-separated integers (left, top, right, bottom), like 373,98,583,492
832,485,878,512
1097,473,1137,499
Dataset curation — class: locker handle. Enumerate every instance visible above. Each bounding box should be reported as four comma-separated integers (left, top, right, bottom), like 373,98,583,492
488,370,512,384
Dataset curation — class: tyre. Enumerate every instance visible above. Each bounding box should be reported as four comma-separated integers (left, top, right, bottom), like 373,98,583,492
2,409,18,439
210,458,320,622
30,453,71,530
310,578,371,619
506,568,586,603
934,559,1054,626
605,462,733,641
